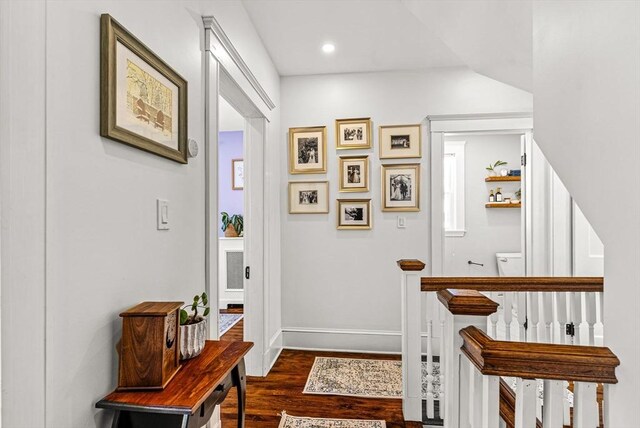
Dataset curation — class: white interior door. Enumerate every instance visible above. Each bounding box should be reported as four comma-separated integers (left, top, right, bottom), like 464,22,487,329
573,202,604,276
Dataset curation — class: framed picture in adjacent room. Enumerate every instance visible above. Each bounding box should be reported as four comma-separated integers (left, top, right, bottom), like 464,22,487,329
381,164,420,211
232,159,244,190
335,117,372,150
100,14,188,164
337,199,372,230
289,126,327,174
379,124,421,159
339,155,369,192
289,181,330,214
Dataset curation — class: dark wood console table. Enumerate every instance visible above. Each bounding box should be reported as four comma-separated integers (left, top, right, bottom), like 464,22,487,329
96,340,253,428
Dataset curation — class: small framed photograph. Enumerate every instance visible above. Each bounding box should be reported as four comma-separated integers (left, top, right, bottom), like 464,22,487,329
289,126,327,174
335,118,372,150
381,164,420,211
100,14,188,164
337,199,372,230
339,155,369,192
289,181,329,214
232,159,244,190
379,124,421,159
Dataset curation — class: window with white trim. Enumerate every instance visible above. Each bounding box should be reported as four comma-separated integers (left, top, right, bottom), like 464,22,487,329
444,141,466,237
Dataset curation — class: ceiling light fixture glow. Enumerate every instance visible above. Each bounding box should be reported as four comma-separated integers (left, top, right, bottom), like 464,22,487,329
322,43,335,54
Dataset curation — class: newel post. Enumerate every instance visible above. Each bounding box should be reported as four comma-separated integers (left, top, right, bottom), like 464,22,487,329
398,259,426,422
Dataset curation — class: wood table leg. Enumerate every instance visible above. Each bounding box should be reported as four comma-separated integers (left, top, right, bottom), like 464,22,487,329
231,358,247,428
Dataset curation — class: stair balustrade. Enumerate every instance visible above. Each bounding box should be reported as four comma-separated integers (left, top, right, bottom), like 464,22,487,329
397,260,616,428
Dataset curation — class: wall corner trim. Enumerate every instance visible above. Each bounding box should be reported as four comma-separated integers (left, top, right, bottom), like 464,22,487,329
202,15,276,111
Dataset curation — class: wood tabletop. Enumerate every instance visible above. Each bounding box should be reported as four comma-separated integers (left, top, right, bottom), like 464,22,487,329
97,340,253,415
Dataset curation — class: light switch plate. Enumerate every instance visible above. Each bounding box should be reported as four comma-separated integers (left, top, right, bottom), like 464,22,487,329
157,199,169,230
397,216,406,229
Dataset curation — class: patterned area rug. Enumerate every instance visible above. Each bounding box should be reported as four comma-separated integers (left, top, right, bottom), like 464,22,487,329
219,313,243,336
279,412,386,428
303,357,440,399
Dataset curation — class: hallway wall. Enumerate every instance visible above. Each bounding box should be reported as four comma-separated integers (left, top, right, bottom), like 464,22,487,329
532,1,640,423
280,68,532,351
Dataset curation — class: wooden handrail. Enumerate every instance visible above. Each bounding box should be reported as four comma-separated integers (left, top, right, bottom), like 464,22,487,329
460,326,619,384
422,277,603,293
437,289,498,316
397,259,426,271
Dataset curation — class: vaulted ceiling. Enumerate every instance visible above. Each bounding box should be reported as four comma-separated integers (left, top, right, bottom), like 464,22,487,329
242,0,532,92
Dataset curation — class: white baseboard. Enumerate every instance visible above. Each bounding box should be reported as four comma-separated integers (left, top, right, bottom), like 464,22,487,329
263,329,283,374
281,327,440,355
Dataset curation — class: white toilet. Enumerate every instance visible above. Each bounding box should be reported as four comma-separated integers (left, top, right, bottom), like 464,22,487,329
496,252,524,277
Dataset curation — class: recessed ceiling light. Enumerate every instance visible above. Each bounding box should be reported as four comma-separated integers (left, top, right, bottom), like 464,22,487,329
322,43,335,54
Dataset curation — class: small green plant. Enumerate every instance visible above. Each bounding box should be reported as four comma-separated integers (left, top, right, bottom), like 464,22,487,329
221,212,244,236
486,160,508,172
180,292,210,325
515,188,522,200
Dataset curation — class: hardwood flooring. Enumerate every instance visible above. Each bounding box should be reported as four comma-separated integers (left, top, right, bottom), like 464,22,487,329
221,349,410,427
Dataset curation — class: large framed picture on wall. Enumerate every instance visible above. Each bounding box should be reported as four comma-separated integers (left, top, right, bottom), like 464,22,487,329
381,164,420,211
289,126,327,174
100,14,188,164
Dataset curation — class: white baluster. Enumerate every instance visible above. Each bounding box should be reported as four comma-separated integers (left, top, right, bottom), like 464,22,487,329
425,320,435,419
585,292,597,346
570,291,583,345
554,292,570,345
574,382,598,428
516,293,527,341
400,267,422,421
515,378,537,428
468,361,482,428
527,292,540,343
542,293,553,343
503,292,514,341
543,380,564,428
439,304,446,421
488,292,499,338
482,375,500,428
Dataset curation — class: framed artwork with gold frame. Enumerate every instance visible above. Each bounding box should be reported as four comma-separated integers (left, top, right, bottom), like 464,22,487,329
335,117,372,150
289,126,327,174
100,14,188,164
288,181,329,214
379,124,421,159
339,155,369,192
337,199,372,230
232,159,244,190
381,164,420,211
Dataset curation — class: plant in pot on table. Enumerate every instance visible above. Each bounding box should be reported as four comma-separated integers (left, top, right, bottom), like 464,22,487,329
179,292,210,360
221,212,244,237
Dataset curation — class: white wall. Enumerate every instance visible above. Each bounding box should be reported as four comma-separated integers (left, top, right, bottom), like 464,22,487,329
444,134,521,276
1,1,280,427
532,1,640,422
280,68,532,351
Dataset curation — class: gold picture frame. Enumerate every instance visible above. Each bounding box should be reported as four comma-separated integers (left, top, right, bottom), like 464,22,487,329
100,14,188,164
289,126,327,174
379,124,421,159
381,164,420,211
337,199,372,230
335,117,372,150
339,155,369,192
232,159,244,190
288,181,330,214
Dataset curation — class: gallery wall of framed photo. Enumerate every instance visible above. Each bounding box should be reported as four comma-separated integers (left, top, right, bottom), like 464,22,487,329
287,117,422,230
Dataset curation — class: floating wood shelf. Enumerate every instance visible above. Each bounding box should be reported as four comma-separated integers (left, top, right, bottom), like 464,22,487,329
485,202,521,208
485,176,521,182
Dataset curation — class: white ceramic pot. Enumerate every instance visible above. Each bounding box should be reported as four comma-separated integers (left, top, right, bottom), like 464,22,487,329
179,319,207,360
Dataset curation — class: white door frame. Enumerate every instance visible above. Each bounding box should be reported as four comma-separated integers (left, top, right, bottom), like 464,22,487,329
203,16,276,377
427,113,533,276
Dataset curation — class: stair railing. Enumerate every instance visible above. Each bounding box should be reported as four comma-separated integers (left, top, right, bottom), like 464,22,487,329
397,260,615,427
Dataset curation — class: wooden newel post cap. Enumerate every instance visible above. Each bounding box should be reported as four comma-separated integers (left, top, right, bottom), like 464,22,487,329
437,289,498,316
397,259,426,271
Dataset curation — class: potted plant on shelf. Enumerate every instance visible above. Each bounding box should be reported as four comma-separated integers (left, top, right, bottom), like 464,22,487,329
486,160,507,177
179,292,210,360
221,212,244,237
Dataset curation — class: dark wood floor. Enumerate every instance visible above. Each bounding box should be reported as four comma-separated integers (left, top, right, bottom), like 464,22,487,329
220,307,244,342
221,349,411,427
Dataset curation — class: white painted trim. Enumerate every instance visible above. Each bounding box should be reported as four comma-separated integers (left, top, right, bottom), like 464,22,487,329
443,140,466,236
265,329,283,372
445,230,467,237
428,113,532,133
203,16,275,112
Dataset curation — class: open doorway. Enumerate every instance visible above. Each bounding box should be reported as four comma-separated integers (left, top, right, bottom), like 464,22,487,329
217,96,245,342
